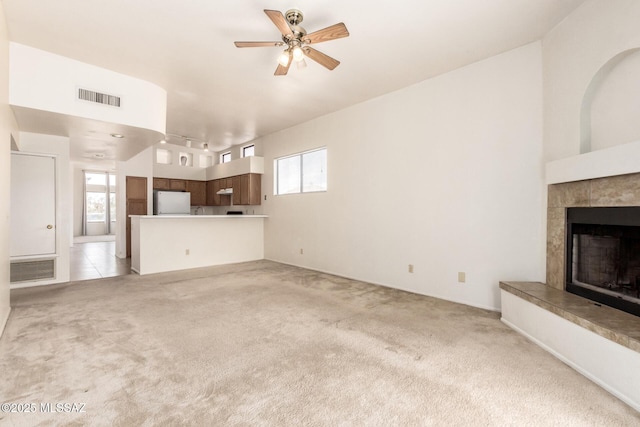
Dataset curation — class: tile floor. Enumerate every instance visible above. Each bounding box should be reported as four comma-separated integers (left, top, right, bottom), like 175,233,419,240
69,241,131,281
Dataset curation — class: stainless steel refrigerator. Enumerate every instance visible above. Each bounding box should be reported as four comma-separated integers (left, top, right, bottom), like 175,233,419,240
153,190,191,215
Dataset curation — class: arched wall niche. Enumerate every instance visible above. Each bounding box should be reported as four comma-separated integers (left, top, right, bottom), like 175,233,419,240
580,48,640,154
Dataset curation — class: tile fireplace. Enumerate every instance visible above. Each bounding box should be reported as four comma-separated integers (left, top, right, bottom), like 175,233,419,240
547,172,640,315
565,206,640,316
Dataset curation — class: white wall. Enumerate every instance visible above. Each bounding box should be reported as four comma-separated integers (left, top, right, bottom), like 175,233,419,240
205,156,264,180
0,1,18,335
213,141,264,165
9,43,166,134
13,132,72,286
153,144,209,180
589,49,640,151
115,147,153,258
260,42,544,311
543,0,640,162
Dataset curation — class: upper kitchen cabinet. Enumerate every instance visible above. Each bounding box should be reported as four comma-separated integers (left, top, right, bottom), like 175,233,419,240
169,179,186,191
206,179,231,207
186,180,206,206
153,177,187,191
247,174,261,205
153,177,170,190
233,173,261,206
232,175,242,203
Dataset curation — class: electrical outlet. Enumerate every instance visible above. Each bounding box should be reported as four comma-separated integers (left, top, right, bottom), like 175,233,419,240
185,249,190,255
458,272,466,283
408,264,414,273
300,248,304,255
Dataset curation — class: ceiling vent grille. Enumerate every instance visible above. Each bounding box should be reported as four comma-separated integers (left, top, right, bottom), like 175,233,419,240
10,259,55,283
78,88,121,107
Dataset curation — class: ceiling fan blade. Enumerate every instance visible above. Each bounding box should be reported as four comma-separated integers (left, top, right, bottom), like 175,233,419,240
274,52,292,76
234,41,284,48
303,47,340,70
264,9,293,37
304,23,349,44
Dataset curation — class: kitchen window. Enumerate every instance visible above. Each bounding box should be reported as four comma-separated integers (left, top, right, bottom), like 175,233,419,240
220,152,231,163
242,144,255,157
274,147,327,195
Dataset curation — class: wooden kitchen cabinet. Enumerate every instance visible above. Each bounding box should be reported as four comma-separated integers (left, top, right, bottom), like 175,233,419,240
153,177,187,191
186,180,206,206
206,179,230,206
126,176,148,258
205,174,261,206
232,175,243,204
153,177,170,190
232,173,261,205
206,180,216,206
219,179,231,206
169,179,187,191
247,173,261,205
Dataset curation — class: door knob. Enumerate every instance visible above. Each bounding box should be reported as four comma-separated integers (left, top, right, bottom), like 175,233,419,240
47,224,53,229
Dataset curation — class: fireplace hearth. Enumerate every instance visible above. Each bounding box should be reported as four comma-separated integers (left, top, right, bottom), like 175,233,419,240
566,207,640,317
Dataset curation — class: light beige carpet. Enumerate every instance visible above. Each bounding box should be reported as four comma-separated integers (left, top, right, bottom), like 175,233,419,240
1,260,638,426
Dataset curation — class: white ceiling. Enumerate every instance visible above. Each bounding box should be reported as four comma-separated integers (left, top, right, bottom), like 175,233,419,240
4,0,586,163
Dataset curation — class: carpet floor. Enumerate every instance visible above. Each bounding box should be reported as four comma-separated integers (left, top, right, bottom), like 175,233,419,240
1,260,638,426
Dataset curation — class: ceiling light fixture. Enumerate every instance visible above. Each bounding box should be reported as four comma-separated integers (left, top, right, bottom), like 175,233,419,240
110,133,124,138
278,49,292,67
292,45,304,62
166,133,212,151
234,9,349,76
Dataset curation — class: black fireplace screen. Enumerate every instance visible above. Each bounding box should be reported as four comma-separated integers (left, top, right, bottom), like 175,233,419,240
566,207,640,317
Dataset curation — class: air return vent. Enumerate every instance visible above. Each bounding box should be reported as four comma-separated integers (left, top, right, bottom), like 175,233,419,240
78,88,121,107
10,259,55,283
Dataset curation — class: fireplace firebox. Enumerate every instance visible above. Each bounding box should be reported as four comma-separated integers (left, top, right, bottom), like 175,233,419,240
566,207,640,317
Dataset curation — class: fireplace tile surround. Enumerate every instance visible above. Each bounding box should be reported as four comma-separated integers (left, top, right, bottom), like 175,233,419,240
531,171,640,353
501,145,640,410
547,172,640,291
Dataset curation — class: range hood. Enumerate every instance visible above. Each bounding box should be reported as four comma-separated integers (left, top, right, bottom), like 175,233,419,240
216,188,233,195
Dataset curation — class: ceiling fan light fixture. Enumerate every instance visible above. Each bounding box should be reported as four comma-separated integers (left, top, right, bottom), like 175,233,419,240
292,45,304,62
235,9,349,76
278,49,291,67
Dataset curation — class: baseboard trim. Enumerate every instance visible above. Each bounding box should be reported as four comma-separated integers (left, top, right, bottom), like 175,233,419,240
264,258,500,313
0,306,11,339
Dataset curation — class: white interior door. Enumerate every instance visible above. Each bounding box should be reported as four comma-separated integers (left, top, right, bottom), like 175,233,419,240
10,153,56,257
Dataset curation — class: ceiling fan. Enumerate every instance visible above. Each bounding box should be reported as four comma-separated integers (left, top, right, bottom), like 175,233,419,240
234,9,349,76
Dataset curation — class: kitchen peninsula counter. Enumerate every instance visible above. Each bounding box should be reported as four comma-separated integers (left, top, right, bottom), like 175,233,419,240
130,215,267,275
